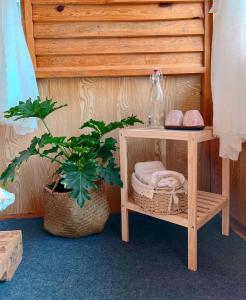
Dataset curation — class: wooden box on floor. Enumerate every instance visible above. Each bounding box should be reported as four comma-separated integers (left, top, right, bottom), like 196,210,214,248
0,231,23,281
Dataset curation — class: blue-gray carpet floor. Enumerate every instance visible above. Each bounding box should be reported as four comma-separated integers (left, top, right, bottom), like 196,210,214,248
1,214,246,300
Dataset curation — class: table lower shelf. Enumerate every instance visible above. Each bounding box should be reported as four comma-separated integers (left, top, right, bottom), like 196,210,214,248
126,191,227,230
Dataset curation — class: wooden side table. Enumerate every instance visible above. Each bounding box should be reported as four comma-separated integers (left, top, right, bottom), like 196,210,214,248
119,127,230,271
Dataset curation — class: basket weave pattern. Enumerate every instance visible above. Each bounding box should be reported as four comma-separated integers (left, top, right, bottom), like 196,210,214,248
43,183,109,238
132,175,187,215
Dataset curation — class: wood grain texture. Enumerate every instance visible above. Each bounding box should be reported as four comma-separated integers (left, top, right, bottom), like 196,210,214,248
187,137,198,271
34,20,204,39
0,231,23,281
200,0,213,192
0,75,201,217
32,3,204,22
37,53,203,68
36,65,205,78
35,36,204,56
21,0,205,77
22,0,36,67
165,75,201,180
32,0,204,4
231,144,246,229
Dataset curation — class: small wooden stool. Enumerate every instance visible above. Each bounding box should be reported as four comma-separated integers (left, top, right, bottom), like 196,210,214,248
0,231,23,281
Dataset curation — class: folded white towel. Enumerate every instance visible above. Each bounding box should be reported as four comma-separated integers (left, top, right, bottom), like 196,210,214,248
135,161,165,186
134,161,185,188
150,170,186,188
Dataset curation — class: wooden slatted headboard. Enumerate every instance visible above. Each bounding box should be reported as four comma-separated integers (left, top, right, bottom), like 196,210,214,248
21,0,211,78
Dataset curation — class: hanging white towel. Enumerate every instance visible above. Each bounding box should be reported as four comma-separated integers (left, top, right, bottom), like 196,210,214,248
211,0,246,160
0,0,38,135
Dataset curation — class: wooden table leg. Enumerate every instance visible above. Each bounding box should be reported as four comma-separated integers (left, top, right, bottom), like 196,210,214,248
188,138,198,271
222,158,230,236
120,131,129,242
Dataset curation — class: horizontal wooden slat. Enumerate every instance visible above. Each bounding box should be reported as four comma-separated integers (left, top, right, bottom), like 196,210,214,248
199,198,217,206
127,198,189,227
37,53,203,68
32,0,204,4
27,0,206,77
198,191,227,201
197,206,209,213
32,3,204,22
35,36,204,55
34,19,204,39
36,65,205,78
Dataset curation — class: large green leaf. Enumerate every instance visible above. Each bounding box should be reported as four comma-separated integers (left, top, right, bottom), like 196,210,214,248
37,133,66,148
69,132,100,149
31,133,67,161
98,137,117,161
61,161,98,207
97,158,122,187
0,148,37,185
0,133,67,185
80,115,143,136
4,97,67,121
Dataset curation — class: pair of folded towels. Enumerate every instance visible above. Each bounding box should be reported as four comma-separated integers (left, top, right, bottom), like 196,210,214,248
134,161,185,189
0,188,15,211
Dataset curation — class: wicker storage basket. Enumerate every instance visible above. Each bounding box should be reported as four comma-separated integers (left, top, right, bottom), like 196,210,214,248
43,183,109,238
132,173,187,215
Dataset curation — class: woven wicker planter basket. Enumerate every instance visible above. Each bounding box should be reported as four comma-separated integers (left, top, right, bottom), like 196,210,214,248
132,173,188,215
43,183,109,238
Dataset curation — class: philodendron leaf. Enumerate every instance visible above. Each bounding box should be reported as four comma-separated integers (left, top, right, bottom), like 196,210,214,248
28,133,67,161
97,158,122,187
81,115,143,136
37,133,66,148
98,137,118,161
61,161,98,207
4,97,67,121
0,148,37,186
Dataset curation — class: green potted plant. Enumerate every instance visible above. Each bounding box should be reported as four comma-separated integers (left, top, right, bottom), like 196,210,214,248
0,97,142,237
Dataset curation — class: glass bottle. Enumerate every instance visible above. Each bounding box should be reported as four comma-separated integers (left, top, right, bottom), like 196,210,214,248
148,68,165,128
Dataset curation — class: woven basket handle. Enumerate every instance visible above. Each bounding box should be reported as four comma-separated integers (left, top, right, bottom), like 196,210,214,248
154,173,183,189
51,175,61,193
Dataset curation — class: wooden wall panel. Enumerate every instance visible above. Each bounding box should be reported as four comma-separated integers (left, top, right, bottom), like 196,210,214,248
165,75,201,180
231,144,246,229
34,19,204,38
32,3,204,21
22,0,206,77
0,75,201,217
32,0,204,3
37,53,203,68
35,37,203,56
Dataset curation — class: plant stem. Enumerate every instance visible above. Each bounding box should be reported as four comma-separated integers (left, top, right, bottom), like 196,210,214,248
41,119,70,159
42,119,52,135
39,153,63,165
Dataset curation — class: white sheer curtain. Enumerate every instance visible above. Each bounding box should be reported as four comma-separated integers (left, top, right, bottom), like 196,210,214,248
0,187,15,211
211,0,246,160
0,0,38,135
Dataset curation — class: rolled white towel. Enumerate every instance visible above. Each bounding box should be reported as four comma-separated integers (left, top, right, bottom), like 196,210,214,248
151,170,185,188
134,161,165,186
0,188,15,211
